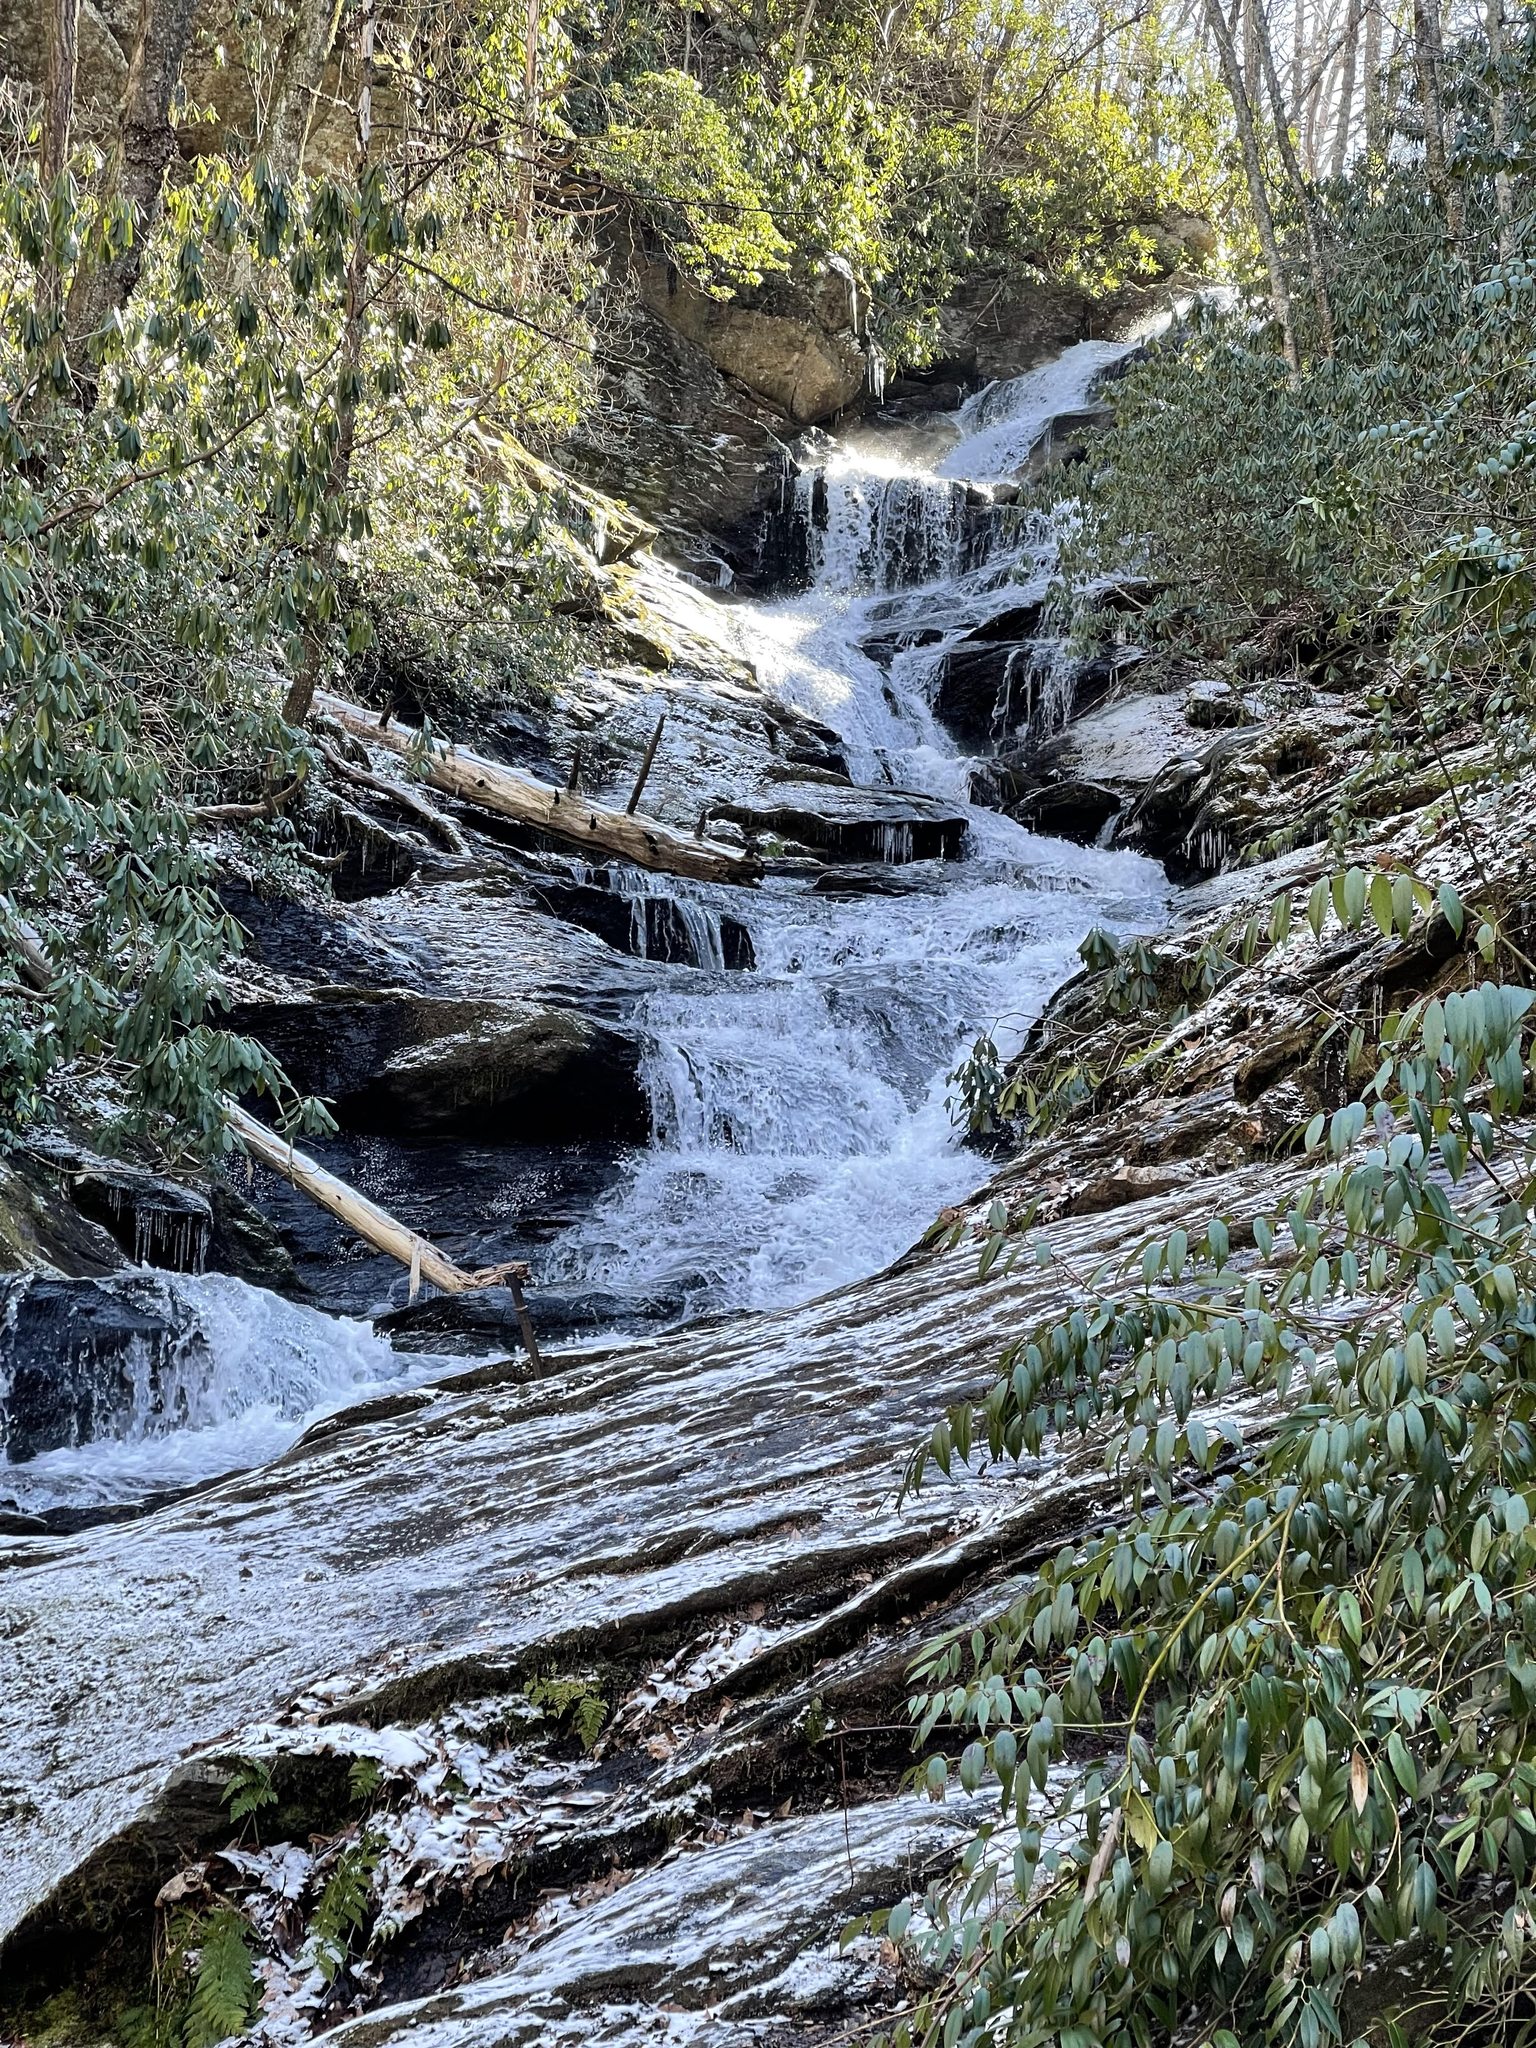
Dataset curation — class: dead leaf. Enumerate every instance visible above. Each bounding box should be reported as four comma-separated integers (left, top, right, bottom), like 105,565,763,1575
1351,1750,1369,1814
155,1865,208,1909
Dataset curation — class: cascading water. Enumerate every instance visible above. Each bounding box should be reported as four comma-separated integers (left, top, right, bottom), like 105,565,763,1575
0,1272,448,1516
3,341,1173,1514
548,341,1170,1319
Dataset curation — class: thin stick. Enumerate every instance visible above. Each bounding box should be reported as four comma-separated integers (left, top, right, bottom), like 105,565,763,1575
508,1272,544,1375
627,715,666,815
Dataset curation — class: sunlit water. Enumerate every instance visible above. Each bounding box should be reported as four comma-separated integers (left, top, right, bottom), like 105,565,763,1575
3,342,1170,1516
545,341,1169,1316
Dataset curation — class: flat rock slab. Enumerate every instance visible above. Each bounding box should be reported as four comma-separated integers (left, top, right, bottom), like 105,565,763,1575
323,1793,999,2047
0,1161,1276,1978
712,783,970,864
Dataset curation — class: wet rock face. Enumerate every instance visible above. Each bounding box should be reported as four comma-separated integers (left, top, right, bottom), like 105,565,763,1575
39,1152,212,1274
922,599,1135,757
634,258,867,428
232,992,649,1145
0,1274,206,1464
1021,403,1113,474
1009,776,1123,845
530,879,756,972
711,784,969,864
0,1156,128,1282
353,1010,648,1144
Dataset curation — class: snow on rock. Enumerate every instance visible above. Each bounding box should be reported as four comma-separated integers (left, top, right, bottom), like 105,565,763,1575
0,1155,1277,2030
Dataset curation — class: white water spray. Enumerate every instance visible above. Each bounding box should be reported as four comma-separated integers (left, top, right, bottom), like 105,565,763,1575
550,341,1169,1318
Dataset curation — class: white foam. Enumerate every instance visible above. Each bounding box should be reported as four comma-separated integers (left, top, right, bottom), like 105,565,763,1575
0,1272,451,1513
548,346,1168,1317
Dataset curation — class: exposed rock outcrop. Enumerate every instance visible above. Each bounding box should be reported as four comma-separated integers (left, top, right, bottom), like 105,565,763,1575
229,992,649,1145
0,1155,1278,2035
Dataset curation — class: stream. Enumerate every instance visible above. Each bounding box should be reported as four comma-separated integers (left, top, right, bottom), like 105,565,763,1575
1,340,1166,1520
543,337,1166,1312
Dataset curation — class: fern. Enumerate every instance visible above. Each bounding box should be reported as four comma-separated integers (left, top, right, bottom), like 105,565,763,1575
307,1838,379,1984
525,1674,609,1753
346,1755,381,1805
182,1910,256,2048
221,1759,276,1828
118,2005,178,2048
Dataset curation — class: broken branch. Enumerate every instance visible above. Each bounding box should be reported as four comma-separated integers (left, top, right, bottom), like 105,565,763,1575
313,690,761,887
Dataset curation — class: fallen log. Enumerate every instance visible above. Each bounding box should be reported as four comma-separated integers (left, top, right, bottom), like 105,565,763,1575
225,1103,543,1369
313,689,762,887
2,915,546,1367
316,740,471,855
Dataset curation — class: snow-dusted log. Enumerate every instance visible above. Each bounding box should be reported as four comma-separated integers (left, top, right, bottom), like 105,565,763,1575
224,1105,541,1370
223,1103,491,1296
314,690,763,886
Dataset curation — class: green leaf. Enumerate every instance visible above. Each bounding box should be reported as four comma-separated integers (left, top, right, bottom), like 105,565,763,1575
184,1910,256,2048
1386,1731,1418,1796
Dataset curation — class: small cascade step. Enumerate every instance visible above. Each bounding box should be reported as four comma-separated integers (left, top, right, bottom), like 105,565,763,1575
709,782,969,864
531,874,756,971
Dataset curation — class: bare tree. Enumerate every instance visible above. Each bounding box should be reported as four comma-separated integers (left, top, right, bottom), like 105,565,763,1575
1487,0,1515,259
1203,0,1299,370
268,0,346,178
1411,0,1463,232
1329,0,1362,173
510,0,543,279
283,0,376,727
65,0,200,352
1361,0,1385,161
1256,0,1336,352
39,0,80,327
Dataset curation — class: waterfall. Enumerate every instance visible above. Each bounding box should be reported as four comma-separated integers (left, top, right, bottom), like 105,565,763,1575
548,340,1170,1320
0,1272,445,1514
10,342,1176,1511
593,864,734,971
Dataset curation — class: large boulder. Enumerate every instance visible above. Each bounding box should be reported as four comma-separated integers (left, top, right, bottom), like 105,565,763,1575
563,234,871,573
229,992,648,1144
634,257,867,427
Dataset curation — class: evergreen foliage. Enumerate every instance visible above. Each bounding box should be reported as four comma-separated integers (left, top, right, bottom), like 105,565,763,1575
1061,15,1536,706
912,22,1536,2044
896,873,1536,2046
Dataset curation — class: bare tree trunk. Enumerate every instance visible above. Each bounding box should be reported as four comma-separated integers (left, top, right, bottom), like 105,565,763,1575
268,0,344,178
1203,0,1299,372
39,0,80,331
1361,0,1384,161
41,0,79,188
65,0,199,351
515,0,540,278
1487,0,1515,259
1304,47,1337,172
1292,0,1306,125
1256,0,1336,353
283,0,374,729
1412,0,1462,233
1330,0,1362,173
792,0,818,66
